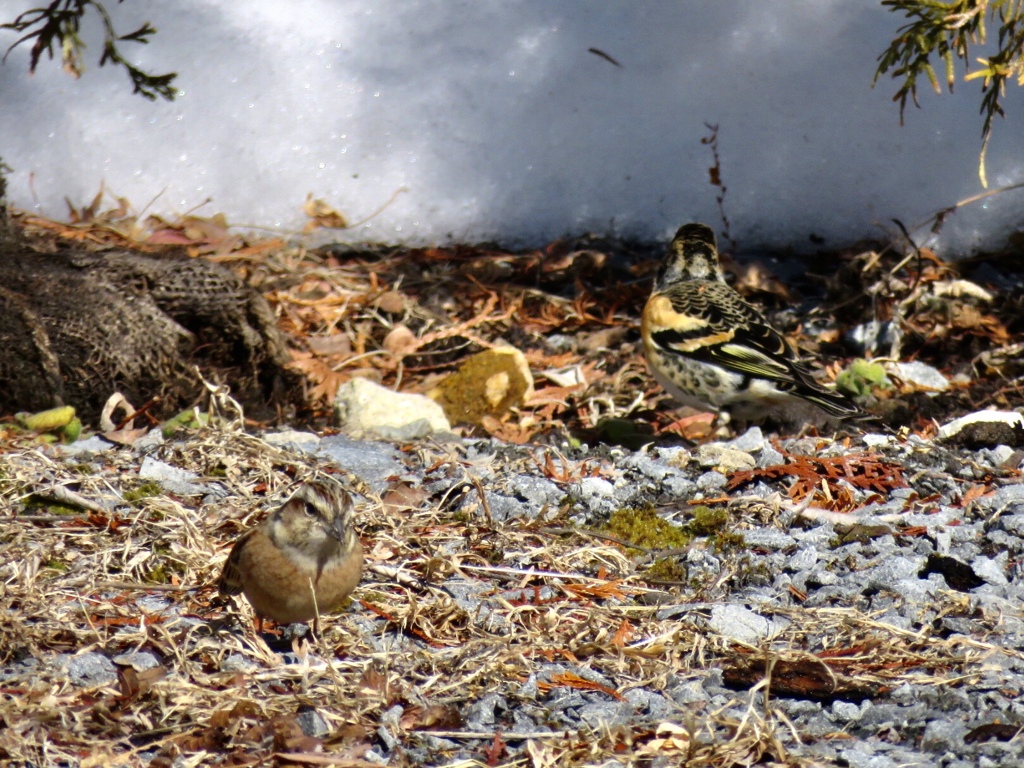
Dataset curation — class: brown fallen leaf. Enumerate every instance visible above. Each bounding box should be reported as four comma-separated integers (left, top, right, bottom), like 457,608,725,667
116,664,167,701
380,481,429,514
400,703,463,731
383,325,420,357
303,194,350,232
544,672,625,702
307,334,353,358
723,654,889,702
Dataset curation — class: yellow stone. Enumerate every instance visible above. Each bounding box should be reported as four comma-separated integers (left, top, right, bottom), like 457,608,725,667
429,347,533,426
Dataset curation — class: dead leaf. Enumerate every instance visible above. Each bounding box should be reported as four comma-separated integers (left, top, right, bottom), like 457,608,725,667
611,619,634,648
399,704,462,731
376,290,408,314
484,729,506,766
637,722,692,756
272,714,321,753
102,427,151,446
116,664,166,701
288,350,349,404
381,482,429,513
563,580,630,602
544,672,624,701
271,754,381,766
307,334,353,358
303,194,350,232
383,325,420,357
357,667,397,702
723,654,889,702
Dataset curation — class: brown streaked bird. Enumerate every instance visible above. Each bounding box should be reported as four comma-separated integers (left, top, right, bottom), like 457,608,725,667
218,478,363,632
641,223,861,423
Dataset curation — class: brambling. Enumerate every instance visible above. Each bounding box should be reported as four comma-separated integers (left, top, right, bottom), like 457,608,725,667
641,223,861,423
218,478,363,631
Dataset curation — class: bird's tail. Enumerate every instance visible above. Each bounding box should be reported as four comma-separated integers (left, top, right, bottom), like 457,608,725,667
803,389,871,420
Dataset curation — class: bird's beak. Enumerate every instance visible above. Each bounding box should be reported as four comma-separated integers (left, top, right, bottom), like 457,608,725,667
330,514,346,542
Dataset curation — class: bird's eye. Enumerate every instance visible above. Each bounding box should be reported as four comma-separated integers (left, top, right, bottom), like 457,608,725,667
303,501,319,517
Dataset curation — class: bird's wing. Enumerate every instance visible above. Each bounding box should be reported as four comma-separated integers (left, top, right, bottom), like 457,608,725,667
647,281,801,383
217,531,250,596
645,281,862,417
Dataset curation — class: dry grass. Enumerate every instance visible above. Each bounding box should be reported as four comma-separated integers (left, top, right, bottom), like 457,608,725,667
0,424,1014,767
2,206,1019,764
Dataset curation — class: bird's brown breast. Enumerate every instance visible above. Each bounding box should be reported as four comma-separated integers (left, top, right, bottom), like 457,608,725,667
225,526,363,624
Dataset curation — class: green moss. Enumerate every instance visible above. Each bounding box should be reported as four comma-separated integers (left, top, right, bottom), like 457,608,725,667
162,408,208,437
23,495,79,515
689,507,747,552
604,504,744,568
123,480,163,504
687,506,729,536
145,551,187,583
643,557,687,582
710,531,746,552
42,559,68,572
604,505,691,550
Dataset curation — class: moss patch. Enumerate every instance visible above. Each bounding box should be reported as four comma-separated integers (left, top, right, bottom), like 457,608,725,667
429,347,533,425
123,481,163,504
687,506,728,536
604,505,691,550
23,495,80,516
644,557,688,582
603,504,744,580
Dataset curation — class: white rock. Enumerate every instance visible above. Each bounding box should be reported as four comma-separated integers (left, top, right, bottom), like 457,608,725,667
971,554,1009,586
708,604,789,645
987,445,1016,466
727,426,765,453
861,433,892,448
695,444,756,473
138,457,205,495
334,378,451,440
889,361,949,392
263,429,321,453
938,410,1024,441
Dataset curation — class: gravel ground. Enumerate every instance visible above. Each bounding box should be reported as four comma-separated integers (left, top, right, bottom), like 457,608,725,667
3,421,1024,767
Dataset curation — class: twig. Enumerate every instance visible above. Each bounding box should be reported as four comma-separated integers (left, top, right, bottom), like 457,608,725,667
417,730,573,740
541,526,655,554
114,395,163,430
93,582,197,592
467,472,493,525
25,485,110,514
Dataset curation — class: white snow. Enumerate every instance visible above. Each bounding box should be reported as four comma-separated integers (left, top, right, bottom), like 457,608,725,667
1,1,1023,254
